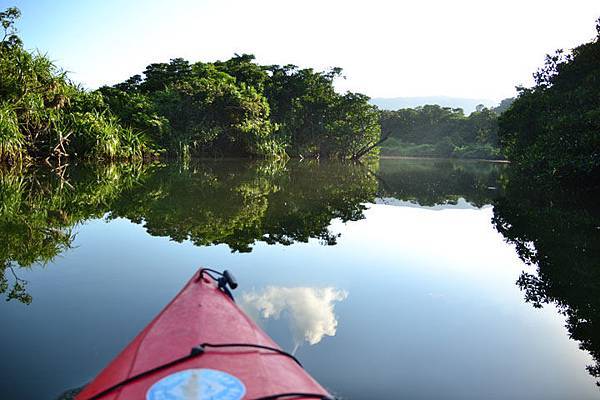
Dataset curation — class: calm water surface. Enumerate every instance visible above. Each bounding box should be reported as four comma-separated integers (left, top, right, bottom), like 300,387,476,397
1,159,598,399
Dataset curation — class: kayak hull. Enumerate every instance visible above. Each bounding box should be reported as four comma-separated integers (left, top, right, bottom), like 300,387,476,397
76,269,330,400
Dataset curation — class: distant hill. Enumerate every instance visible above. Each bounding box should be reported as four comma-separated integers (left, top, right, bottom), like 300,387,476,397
370,96,496,114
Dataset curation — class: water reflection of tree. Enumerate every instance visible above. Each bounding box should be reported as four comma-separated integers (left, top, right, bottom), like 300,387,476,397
0,160,378,302
0,163,152,303
376,159,505,207
109,160,378,252
492,174,600,387
1,158,510,306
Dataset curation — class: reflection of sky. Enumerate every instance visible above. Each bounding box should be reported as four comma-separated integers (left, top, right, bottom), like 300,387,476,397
376,196,485,210
1,204,598,399
240,286,347,353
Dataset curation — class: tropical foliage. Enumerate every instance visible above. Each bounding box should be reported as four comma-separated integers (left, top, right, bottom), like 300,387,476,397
379,104,502,159
0,8,153,164
102,56,381,159
498,18,600,183
0,7,381,162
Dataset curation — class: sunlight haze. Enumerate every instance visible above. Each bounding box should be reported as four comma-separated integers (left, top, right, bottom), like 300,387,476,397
12,0,600,101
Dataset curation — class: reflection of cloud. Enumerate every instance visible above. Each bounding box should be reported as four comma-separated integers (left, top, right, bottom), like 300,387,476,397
241,286,347,351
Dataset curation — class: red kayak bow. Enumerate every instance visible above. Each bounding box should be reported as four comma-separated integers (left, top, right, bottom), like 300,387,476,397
76,269,333,400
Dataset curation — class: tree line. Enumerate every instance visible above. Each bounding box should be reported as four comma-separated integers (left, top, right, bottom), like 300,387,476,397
498,18,600,185
491,18,600,385
2,5,597,178
379,103,507,159
0,7,381,163
381,15,599,178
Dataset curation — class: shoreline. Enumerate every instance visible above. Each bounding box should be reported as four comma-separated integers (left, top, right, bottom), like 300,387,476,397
380,155,510,163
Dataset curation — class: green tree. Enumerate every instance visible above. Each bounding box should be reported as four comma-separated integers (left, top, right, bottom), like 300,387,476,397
104,59,280,158
2,7,382,162
492,98,515,115
498,18,600,182
214,53,269,91
379,105,501,159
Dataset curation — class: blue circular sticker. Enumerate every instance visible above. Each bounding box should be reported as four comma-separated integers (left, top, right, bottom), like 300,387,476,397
146,368,246,400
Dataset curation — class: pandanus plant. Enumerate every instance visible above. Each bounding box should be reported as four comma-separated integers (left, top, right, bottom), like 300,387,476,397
0,7,153,164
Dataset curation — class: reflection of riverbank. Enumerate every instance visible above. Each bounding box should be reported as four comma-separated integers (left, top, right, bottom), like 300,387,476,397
376,158,506,208
0,160,375,303
492,173,600,386
1,158,506,305
376,197,488,210
380,155,510,163
241,286,347,353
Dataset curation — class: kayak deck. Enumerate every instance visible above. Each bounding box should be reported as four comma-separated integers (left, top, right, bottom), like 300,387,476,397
76,269,331,400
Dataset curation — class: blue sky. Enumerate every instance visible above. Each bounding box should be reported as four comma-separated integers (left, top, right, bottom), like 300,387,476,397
6,0,600,101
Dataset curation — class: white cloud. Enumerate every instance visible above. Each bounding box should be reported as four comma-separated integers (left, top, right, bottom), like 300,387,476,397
241,286,347,351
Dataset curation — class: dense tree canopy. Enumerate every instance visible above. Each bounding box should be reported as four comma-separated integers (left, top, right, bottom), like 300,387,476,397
0,7,381,162
6,4,598,168
103,56,381,159
104,58,280,158
498,18,600,183
379,104,502,159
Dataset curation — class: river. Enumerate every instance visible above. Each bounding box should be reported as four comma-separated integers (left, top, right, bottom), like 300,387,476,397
1,158,598,399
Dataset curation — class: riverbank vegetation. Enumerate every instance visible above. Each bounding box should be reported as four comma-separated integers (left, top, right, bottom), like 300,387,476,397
498,18,600,184
379,104,503,160
0,7,381,163
490,20,600,381
2,5,597,172
0,8,155,164
100,56,381,159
